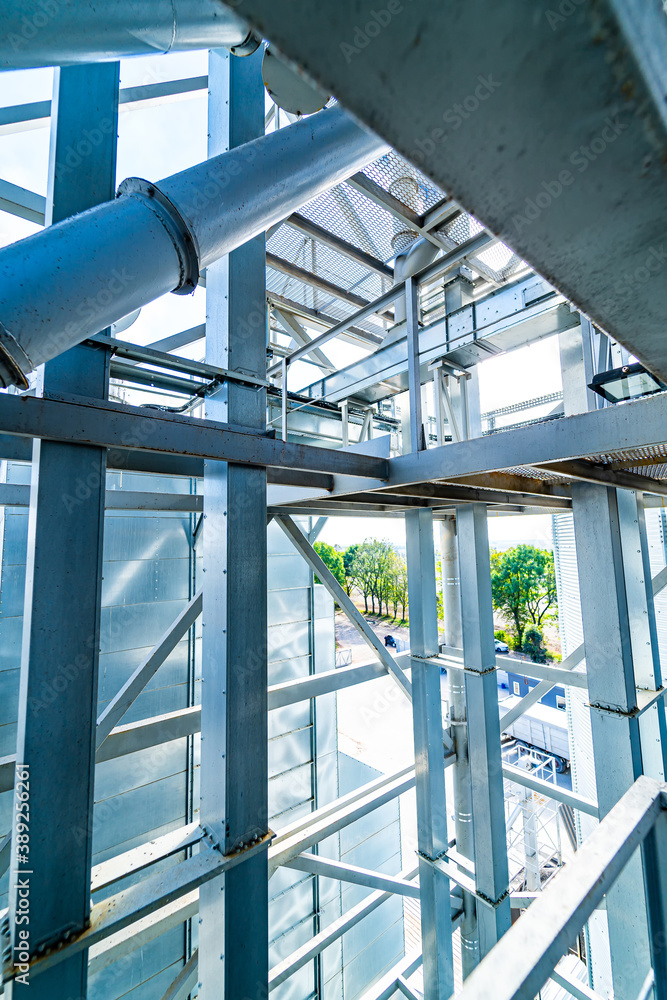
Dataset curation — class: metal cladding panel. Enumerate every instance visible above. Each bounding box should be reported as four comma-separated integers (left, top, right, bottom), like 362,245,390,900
270,762,314,821
91,961,186,1000
269,653,313,685
269,586,312,626
101,556,191,607
271,964,317,1000
88,925,184,1000
100,598,190,655
270,876,317,947
270,866,311,899
94,741,187,801
344,914,405,1000
0,466,194,992
646,509,667,661
331,754,404,998
97,643,189,705
270,702,312,738
269,727,313,779
269,552,312,590
92,772,188,858
0,666,18,727
269,619,311,661
271,913,318,968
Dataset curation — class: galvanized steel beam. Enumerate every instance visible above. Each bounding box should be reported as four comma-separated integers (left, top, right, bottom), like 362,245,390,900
198,47,268,1000
405,507,455,999
273,514,412,699
451,776,665,1000
96,590,202,746
456,503,511,957
571,482,652,999
6,63,119,1000
0,391,388,479
285,852,421,898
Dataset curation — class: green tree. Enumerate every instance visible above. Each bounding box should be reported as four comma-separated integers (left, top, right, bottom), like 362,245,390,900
313,541,345,588
523,626,548,664
346,541,375,613
343,544,359,596
490,545,558,650
388,555,409,621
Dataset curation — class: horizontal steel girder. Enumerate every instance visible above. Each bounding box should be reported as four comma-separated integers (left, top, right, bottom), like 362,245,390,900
0,392,387,479
223,0,667,382
2,387,667,493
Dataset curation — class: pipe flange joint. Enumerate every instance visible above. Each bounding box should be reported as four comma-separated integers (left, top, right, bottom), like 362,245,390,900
117,177,200,295
0,321,31,389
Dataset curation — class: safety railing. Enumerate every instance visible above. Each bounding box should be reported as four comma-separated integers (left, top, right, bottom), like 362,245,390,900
452,774,667,1000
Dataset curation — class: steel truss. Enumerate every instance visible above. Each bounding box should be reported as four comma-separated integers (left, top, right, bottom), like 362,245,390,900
2,17,667,1000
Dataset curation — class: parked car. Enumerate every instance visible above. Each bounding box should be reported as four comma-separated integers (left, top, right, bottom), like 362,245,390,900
495,638,510,654
384,634,397,648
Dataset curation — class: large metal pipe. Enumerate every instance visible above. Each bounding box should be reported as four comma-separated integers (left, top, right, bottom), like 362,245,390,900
0,0,260,69
0,107,387,388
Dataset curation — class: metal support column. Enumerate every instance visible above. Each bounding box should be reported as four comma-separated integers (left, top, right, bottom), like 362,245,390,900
198,47,268,1000
571,482,652,1000
456,504,511,958
405,276,424,453
440,514,477,976
7,63,119,1000
405,508,454,1000
617,489,667,782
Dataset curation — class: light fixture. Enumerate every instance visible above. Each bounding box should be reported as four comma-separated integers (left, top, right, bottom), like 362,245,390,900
588,362,666,403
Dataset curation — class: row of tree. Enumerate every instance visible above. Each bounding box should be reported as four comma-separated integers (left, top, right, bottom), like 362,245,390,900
313,536,559,654
314,539,409,620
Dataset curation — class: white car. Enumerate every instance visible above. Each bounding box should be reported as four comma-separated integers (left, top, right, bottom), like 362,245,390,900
494,638,509,654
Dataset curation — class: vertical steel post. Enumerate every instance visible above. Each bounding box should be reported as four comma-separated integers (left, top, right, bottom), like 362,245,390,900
405,276,424,453
571,482,652,1000
405,508,454,1000
7,63,118,1000
456,503,511,958
440,514,478,976
617,489,667,782
643,804,667,1000
198,48,268,1000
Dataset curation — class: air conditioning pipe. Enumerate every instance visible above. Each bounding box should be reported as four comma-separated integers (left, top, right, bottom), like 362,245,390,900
0,0,261,68
0,106,388,388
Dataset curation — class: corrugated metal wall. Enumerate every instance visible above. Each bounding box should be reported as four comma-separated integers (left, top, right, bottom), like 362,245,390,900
0,479,405,999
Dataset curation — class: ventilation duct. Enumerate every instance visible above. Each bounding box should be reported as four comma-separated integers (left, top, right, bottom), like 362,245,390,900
0,106,387,388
